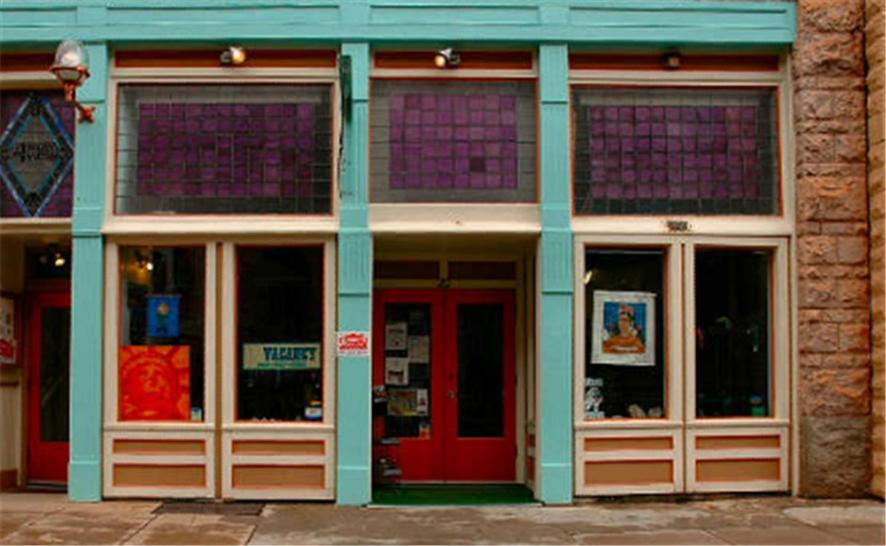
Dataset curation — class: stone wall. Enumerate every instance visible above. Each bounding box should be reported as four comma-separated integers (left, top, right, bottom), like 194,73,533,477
794,0,873,497
866,0,885,500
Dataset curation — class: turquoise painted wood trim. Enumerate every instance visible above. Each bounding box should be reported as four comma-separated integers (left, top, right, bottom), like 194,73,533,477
336,42,372,506
0,1,796,46
69,41,108,502
538,44,574,504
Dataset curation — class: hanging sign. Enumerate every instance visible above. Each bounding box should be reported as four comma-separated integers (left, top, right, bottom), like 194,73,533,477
242,343,321,370
337,331,370,357
147,294,180,338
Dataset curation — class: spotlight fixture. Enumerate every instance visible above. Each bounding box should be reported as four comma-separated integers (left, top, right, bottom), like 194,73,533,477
662,50,681,70
136,252,154,272
49,40,95,123
220,46,247,66
53,252,66,268
434,47,461,69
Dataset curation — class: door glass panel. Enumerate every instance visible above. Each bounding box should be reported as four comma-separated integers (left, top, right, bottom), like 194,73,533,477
457,303,503,437
237,246,324,421
583,249,666,419
383,303,431,438
695,249,772,418
40,307,69,442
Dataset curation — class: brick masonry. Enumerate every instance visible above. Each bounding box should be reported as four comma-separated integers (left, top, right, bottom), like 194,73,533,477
865,0,885,500
794,0,873,497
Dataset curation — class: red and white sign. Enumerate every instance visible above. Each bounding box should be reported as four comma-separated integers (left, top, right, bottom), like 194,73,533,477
337,331,370,357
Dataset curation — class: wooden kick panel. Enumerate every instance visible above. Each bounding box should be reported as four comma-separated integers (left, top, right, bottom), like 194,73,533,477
695,436,780,450
232,465,325,489
113,439,205,455
584,437,673,451
584,460,673,486
696,459,780,482
232,440,324,456
113,464,205,487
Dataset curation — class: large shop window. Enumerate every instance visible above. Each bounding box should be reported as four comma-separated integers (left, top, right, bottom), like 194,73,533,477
573,87,779,215
236,246,323,422
115,85,333,214
1,91,75,218
695,248,772,418
583,249,666,419
370,80,537,203
119,246,205,421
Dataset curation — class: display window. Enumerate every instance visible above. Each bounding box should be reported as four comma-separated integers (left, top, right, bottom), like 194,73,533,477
582,248,667,420
235,245,324,422
694,248,772,418
118,246,206,422
114,84,333,215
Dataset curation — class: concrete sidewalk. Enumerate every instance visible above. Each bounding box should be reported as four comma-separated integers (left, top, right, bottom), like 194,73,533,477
0,493,883,545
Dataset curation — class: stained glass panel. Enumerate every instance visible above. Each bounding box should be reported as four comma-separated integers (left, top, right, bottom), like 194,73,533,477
115,85,332,214
371,80,536,202
573,87,779,215
0,92,75,218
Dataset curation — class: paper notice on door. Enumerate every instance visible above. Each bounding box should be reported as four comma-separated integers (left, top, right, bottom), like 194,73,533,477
416,388,429,416
385,357,409,386
407,335,430,363
385,322,408,351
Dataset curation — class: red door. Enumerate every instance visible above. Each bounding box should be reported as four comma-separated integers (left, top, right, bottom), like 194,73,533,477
372,289,515,482
27,291,71,484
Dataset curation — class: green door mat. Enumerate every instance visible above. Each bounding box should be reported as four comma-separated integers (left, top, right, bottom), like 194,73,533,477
372,484,536,505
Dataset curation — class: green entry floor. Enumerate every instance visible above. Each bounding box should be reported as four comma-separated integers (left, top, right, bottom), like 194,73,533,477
372,484,536,506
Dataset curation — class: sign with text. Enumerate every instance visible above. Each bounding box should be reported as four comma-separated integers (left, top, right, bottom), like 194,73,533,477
337,331,370,357
242,343,321,370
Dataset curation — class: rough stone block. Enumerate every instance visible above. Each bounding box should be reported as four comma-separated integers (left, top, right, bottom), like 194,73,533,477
836,236,868,263
798,322,839,351
799,0,864,33
838,323,870,352
799,235,838,264
800,416,871,497
799,367,871,416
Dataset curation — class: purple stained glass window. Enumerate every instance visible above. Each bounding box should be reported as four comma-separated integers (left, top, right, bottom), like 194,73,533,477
371,80,536,203
573,88,779,215
116,85,332,214
0,91,75,218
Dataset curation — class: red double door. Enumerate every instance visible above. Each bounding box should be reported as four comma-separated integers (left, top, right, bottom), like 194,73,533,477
373,289,516,482
27,291,71,484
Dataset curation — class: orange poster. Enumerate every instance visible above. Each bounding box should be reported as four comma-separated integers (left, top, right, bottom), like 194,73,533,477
119,345,190,421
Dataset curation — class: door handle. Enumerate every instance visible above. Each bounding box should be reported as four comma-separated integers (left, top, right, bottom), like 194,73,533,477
447,390,456,399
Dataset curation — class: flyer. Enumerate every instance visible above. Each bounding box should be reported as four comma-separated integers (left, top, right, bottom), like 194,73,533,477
407,335,430,363
385,322,408,351
385,357,409,386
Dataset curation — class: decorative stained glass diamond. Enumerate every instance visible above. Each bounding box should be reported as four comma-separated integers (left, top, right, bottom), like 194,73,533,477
0,93,74,217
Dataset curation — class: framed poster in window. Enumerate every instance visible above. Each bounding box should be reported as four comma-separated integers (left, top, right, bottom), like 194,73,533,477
591,290,656,366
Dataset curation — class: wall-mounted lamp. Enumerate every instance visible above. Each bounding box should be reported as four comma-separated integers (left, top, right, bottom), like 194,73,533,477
434,47,461,69
662,50,681,70
220,46,247,66
49,40,94,123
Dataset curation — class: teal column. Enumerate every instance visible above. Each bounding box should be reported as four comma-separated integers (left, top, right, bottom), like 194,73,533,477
336,41,372,505
69,39,108,502
537,44,573,504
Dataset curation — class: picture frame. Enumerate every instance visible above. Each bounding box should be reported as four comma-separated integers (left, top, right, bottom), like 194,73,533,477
591,290,656,366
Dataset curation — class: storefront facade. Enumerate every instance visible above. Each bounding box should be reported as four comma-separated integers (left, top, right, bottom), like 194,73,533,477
0,0,879,504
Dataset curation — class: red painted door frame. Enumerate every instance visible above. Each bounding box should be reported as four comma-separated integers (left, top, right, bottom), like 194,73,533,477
372,288,516,482
26,290,70,484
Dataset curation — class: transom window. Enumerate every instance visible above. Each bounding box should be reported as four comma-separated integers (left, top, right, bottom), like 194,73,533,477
370,80,537,203
114,84,333,215
573,87,779,215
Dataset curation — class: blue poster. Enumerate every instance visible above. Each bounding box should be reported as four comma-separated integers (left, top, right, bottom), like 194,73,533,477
147,295,180,338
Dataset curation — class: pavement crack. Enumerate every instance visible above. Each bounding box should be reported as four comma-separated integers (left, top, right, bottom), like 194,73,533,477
117,512,157,545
